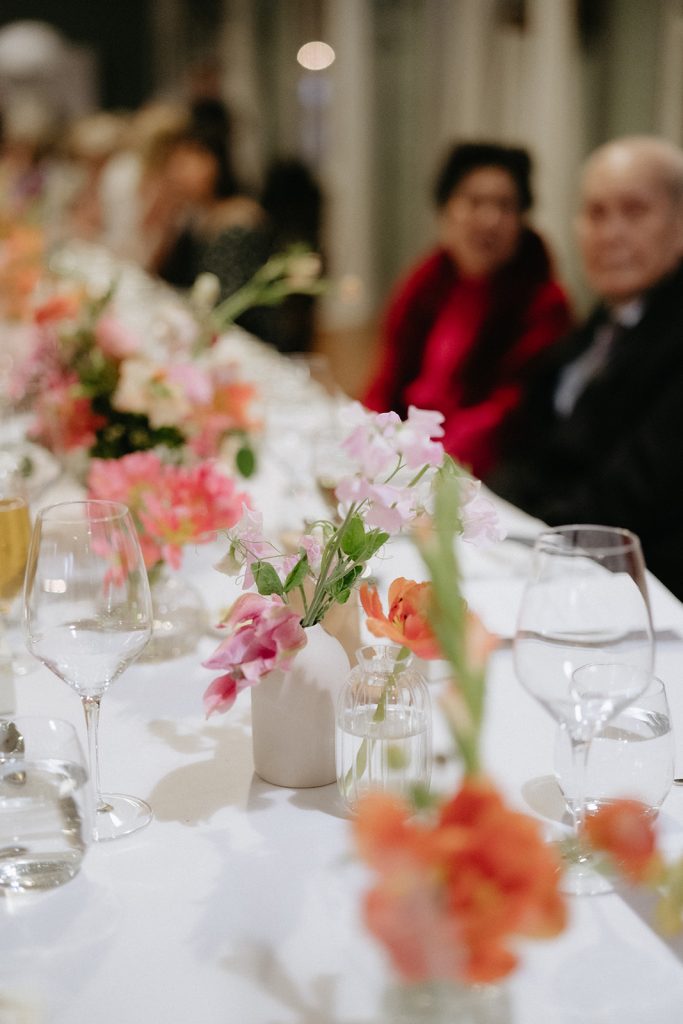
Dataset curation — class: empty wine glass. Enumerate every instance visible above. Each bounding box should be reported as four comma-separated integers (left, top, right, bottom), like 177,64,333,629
23,500,153,841
513,524,654,894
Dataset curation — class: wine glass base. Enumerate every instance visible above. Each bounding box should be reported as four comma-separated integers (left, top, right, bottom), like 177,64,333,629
559,857,614,896
93,794,152,842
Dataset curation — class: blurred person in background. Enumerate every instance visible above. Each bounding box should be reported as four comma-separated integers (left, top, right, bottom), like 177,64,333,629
98,100,189,266
153,97,274,341
486,136,683,599
60,110,129,243
363,142,572,479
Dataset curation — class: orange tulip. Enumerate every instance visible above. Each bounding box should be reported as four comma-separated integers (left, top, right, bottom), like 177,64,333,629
359,577,442,659
582,799,660,882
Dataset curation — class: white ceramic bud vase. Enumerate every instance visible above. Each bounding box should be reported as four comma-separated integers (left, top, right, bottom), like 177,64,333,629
250,622,351,788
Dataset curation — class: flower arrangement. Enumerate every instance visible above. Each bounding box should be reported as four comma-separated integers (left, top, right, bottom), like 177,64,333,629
10,283,261,475
87,450,248,573
201,404,503,716
352,471,568,986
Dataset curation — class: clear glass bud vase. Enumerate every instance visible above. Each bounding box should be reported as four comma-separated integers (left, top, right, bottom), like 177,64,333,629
141,564,208,661
335,643,432,810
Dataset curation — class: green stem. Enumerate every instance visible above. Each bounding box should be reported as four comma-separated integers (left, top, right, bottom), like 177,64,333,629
301,503,357,627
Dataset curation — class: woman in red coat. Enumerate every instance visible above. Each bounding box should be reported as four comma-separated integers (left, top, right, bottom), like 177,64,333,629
364,142,572,479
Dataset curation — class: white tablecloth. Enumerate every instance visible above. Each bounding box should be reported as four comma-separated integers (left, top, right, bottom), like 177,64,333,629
3,488,683,1024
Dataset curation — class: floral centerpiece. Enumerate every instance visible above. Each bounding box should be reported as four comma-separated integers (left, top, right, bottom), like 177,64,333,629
87,449,249,659
351,471,568,1004
201,404,503,715
9,284,261,476
200,403,503,787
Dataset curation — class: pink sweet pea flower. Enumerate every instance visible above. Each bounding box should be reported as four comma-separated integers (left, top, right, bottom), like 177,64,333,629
202,593,307,715
397,407,445,469
342,422,397,480
461,487,506,546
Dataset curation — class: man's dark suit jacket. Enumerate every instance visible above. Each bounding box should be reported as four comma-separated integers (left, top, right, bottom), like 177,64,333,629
485,260,683,600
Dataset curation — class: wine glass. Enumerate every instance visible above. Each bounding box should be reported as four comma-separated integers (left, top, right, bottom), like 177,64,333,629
23,500,153,841
513,524,654,895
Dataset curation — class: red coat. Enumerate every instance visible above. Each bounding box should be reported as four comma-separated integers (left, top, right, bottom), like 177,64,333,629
364,233,572,478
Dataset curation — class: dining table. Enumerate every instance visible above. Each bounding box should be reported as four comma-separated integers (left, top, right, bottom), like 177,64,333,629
3,295,683,1024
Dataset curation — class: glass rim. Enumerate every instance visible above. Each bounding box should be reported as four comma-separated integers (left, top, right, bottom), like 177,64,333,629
534,523,643,557
355,642,414,662
36,499,131,525
0,495,28,510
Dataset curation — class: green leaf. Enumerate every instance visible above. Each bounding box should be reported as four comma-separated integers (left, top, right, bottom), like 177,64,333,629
252,560,284,596
235,445,256,478
283,554,309,593
360,529,390,561
340,514,366,559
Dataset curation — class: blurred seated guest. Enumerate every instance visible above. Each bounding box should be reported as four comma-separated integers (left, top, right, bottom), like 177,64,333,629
363,142,571,478
98,100,189,266
61,111,129,243
261,157,323,352
154,100,279,344
485,136,683,599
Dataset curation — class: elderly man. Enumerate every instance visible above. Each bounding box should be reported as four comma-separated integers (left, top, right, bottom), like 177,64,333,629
486,136,683,599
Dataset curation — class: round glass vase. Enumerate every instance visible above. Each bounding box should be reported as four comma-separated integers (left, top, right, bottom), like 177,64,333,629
141,563,208,661
335,643,432,811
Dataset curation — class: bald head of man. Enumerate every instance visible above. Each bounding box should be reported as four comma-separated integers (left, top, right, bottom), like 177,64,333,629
575,135,683,305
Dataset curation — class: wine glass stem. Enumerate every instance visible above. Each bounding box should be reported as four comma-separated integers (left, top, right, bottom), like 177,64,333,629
568,734,592,840
82,694,107,812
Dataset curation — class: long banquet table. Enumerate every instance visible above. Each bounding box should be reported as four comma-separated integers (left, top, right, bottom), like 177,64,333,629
3,331,683,1023
3,485,683,1023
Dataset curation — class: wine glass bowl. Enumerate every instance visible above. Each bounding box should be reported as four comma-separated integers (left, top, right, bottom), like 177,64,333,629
513,524,654,895
23,500,153,841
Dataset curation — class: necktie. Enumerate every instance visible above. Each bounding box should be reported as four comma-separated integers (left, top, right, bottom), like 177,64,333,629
553,320,621,418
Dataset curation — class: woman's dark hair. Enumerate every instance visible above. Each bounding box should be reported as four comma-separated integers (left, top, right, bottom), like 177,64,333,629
433,141,533,212
181,98,240,199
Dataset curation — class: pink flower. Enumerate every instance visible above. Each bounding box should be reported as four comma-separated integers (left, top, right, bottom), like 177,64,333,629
461,486,506,546
94,315,140,360
335,477,415,534
87,453,247,571
342,421,397,479
202,593,307,715
397,407,445,469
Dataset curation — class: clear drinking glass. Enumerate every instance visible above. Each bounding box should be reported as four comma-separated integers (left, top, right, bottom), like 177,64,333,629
336,644,432,810
513,524,654,895
0,715,90,891
555,676,674,819
23,500,153,841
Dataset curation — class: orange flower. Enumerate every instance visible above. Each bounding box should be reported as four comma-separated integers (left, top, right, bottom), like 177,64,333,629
354,777,567,985
583,799,660,882
34,291,83,325
359,577,442,659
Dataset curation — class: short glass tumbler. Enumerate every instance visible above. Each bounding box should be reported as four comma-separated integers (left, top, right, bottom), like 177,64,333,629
336,644,432,811
0,716,90,891
555,676,674,820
